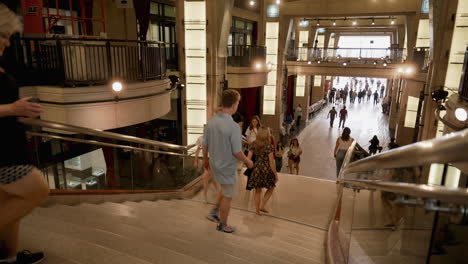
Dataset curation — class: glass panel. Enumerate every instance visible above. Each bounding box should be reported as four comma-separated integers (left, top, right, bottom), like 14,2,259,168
31,134,197,191
338,187,356,261
246,22,253,31
235,20,245,29
349,188,434,263
150,2,159,15
164,5,176,17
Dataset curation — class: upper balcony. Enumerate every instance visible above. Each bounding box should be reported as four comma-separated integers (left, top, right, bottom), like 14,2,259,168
286,47,409,78
10,37,178,130
11,37,177,87
226,45,269,89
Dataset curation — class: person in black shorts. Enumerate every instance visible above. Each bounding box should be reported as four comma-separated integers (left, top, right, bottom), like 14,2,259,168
0,5,49,263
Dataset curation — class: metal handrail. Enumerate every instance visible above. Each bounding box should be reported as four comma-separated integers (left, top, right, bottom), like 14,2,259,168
21,119,196,152
27,132,192,157
342,128,468,174
339,178,468,205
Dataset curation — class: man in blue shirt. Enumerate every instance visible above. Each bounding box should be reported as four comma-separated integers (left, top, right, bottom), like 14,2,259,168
203,89,253,233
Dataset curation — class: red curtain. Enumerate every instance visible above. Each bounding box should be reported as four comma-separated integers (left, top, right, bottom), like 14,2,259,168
133,0,151,40
240,87,258,124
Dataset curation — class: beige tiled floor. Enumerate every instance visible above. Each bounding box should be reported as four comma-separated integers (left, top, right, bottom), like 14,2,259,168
192,172,338,230
291,95,391,181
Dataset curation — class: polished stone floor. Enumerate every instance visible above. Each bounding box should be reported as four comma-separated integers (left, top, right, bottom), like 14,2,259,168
287,96,391,181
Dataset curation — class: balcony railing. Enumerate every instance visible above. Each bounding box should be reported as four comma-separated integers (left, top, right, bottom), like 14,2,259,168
9,37,178,87
288,47,405,63
227,45,266,67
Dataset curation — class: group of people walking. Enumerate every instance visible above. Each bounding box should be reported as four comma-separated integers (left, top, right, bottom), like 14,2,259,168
197,89,304,234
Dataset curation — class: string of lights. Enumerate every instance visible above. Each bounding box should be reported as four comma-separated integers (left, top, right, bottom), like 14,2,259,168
300,16,397,27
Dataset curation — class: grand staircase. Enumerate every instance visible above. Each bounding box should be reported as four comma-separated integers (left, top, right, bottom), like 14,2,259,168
21,198,327,264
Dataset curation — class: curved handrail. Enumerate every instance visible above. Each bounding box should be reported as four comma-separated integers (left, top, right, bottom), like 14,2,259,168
342,128,468,174
338,178,468,205
27,132,192,157
21,119,196,152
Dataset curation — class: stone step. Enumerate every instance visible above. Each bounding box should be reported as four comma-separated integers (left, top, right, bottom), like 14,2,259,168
30,205,293,264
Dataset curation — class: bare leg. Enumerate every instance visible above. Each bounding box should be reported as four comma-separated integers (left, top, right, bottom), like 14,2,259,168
0,221,19,258
295,162,300,175
201,170,210,202
254,188,262,215
0,168,49,229
219,196,232,224
288,159,294,174
260,187,275,212
0,169,49,257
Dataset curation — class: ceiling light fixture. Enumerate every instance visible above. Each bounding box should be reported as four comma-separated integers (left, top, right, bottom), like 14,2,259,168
316,19,320,26
373,61,377,65
343,62,348,66
391,17,395,25
332,20,336,26
317,60,321,64
352,20,357,26
276,0,281,4
371,18,375,25
249,0,255,6
383,62,388,67
307,61,312,65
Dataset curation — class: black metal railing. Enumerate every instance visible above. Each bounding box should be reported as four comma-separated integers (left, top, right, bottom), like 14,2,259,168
289,47,405,63
227,45,266,67
9,37,177,86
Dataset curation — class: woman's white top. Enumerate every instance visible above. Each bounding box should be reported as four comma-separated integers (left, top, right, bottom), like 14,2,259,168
337,137,354,150
289,145,302,156
245,127,257,143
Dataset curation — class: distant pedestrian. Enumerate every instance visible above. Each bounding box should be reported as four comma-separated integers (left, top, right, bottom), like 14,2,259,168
275,142,285,173
327,107,338,128
203,89,253,233
287,138,302,175
367,89,372,102
373,91,379,105
388,137,400,150
334,127,355,177
380,85,385,98
368,135,383,155
285,114,293,135
339,106,348,128
247,127,278,215
245,116,261,145
295,104,303,127
193,133,221,203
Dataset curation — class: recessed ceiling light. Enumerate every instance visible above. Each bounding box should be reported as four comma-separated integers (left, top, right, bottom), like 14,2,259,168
276,0,281,4
352,20,357,25
249,0,255,6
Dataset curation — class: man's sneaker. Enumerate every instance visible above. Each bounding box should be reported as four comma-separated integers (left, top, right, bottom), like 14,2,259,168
15,251,45,264
207,213,220,223
217,222,235,233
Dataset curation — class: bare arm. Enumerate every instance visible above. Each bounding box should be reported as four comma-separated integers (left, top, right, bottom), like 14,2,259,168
202,145,209,170
0,97,42,118
193,146,201,168
334,138,340,157
268,152,278,182
234,151,253,168
247,150,253,160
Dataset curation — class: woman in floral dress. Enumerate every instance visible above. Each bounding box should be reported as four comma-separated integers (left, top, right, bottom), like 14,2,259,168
247,127,278,215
